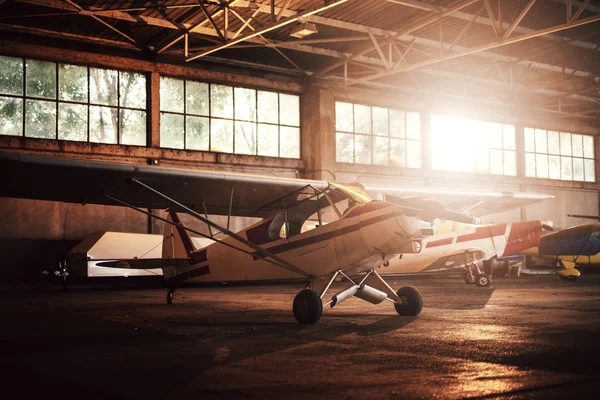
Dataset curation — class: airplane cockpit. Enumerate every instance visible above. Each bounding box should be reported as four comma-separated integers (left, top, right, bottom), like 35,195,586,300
265,183,372,241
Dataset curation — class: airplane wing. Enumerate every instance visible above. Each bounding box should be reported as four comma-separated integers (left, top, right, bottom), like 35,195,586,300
382,247,489,276
365,186,553,217
538,223,600,256
96,258,195,269
0,151,330,217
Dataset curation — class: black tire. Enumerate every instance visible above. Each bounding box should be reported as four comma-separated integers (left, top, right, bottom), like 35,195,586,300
559,275,579,281
394,286,423,316
475,273,491,287
293,289,323,324
166,289,175,304
464,274,475,284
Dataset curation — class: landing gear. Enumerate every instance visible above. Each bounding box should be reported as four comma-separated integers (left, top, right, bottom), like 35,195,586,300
293,289,323,324
475,273,491,287
166,288,176,304
464,273,476,284
394,286,423,316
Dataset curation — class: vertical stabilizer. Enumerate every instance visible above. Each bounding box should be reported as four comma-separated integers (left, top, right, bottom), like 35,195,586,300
162,212,197,259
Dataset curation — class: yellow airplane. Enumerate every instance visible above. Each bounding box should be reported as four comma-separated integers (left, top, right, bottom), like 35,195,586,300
520,222,600,280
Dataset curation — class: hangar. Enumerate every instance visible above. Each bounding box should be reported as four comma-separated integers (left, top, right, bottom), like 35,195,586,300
1,0,600,397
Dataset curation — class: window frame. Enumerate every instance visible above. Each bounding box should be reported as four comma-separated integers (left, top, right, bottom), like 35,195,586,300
0,55,147,145
158,76,301,159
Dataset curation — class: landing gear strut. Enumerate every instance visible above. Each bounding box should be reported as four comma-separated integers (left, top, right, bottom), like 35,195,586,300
464,262,491,287
166,288,176,304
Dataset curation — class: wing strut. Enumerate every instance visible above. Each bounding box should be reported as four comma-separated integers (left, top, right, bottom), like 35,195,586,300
126,178,312,278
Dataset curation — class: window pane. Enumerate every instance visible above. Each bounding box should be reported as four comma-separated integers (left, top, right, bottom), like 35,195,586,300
560,157,573,180
120,72,146,109
546,131,559,155
560,132,571,156
186,116,209,151
503,150,516,176
160,77,183,113
160,113,184,149
583,135,594,159
525,153,536,177
490,149,503,175
390,138,406,167
548,155,560,180
335,102,353,132
89,106,117,144
0,96,22,136
406,140,420,168
502,125,515,150
186,81,208,115
257,123,278,157
211,85,234,119
280,126,299,158
211,118,233,153
460,150,475,173
234,87,256,122
355,134,372,164
120,109,146,146
584,159,595,182
58,64,87,103
475,151,489,174
372,107,388,136
234,121,256,155
390,110,405,138
406,112,420,140
535,154,548,178
25,100,55,138
373,137,389,165
354,104,371,134
26,59,56,99
524,128,535,152
279,94,299,126
336,132,354,163
573,157,584,181
488,123,502,148
534,129,547,153
257,90,277,123
0,56,23,95
572,134,583,157
90,68,117,106
58,103,87,141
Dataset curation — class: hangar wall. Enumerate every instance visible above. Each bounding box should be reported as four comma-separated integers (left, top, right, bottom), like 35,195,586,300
1,41,599,278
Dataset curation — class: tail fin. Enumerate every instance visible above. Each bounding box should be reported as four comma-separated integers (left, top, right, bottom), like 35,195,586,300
162,212,197,259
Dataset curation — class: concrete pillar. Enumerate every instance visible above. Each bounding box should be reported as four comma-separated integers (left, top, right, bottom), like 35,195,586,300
300,85,336,181
420,112,432,171
515,124,525,178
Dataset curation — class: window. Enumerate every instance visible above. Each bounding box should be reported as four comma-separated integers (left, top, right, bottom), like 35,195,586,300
335,101,421,168
0,55,147,145
525,128,595,182
159,77,300,158
431,115,516,176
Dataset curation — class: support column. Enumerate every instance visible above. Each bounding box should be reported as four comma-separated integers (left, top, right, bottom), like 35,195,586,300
420,112,432,171
515,124,526,178
147,70,160,148
300,85,336,181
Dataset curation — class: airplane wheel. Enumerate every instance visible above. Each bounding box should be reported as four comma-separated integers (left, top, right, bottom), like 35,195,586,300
475,273,491,287
394,286,423,316
464,274,475,284
293,289,322,324
559,275,578,281
166,288,175,304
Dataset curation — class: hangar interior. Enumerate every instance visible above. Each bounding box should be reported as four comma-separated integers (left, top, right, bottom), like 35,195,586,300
0,0,599,278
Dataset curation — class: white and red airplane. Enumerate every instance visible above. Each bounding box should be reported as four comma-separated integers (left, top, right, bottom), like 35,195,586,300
0,151,551,324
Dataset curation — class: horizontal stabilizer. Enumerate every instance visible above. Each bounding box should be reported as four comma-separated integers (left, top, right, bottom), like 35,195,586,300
96,258,195,269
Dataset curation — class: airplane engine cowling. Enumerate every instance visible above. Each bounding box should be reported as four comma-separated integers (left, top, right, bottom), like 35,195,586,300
355,284,387,304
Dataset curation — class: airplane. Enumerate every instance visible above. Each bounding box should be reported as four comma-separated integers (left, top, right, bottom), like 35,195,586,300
378,219,553,287
0,151,553,324
520,222,600,280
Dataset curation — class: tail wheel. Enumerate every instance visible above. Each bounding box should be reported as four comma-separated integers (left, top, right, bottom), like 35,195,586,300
293,289,323,324
475,273,491,287
394,286,423,316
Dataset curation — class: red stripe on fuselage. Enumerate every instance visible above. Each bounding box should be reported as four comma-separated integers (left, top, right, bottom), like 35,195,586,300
426,237,454,248
456,224,507,243
250,209,398,259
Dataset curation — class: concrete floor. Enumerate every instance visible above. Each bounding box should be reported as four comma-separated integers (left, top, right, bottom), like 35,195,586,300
2,274,600,399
